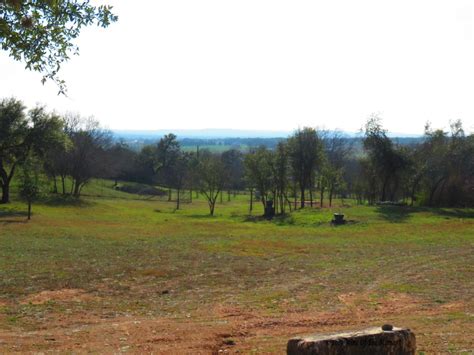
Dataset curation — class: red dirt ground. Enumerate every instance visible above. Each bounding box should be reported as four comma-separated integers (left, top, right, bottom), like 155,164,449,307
0,289,472,353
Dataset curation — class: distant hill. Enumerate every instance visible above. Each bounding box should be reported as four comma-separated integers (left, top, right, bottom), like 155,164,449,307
112,129,423,152
114,129,422,140
113,129,293,139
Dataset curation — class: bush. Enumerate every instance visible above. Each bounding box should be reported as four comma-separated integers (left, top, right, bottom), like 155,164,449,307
116,183,166,196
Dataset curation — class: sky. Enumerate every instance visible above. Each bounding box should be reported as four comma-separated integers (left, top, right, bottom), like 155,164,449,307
1,0,474,134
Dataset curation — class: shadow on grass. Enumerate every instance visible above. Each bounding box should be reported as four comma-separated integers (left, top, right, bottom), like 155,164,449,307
244,213,296,225
0,219,28,225
42,195,95,208
431,208,474,219
376,205,474,223
0,207,28,218
0,207,28,224
180,213,216,219
376,206,414,223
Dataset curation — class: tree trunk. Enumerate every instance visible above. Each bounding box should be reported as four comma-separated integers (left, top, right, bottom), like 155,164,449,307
168,188,172,202
428,177,446,206
329,188,334,207
176,188,180,210
410,186,415,206
390,178,399,201
282,193,291,212
0,164,15,204
410,178,420,206
309,188,313,208
249,189,253,213
300,186,305,208
280,192,285,214
189,189,193,203
294,189,297,210
381,175,390,202
1,183,9,204
61,176,66,195
436,178,448,206
27,200,32,220
52,175,58,194
227,190,231,202
320,187,325,208
73,180,81,197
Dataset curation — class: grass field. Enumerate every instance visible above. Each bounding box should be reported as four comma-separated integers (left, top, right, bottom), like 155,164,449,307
0,181,473,353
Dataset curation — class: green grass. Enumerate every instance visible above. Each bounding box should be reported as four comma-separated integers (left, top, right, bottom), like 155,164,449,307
0,179,473,352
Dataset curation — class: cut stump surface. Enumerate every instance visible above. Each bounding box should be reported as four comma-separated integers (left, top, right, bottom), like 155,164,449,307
287,326,416,355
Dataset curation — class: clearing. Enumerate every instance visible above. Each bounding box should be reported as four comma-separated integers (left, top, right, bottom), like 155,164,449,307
0,181,473,353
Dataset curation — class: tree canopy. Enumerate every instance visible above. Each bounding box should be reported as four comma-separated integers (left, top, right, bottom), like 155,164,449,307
0,0,117,93
0,97,65,203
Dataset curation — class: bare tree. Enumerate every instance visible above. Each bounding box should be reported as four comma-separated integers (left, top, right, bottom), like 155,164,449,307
221,149,244,201
167,151,191,210
272,141,291,214
244,146,274,211
320,130,351,206
197,151,227,216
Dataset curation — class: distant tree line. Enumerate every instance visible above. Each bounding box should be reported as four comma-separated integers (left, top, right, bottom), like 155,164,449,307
1,98,473,217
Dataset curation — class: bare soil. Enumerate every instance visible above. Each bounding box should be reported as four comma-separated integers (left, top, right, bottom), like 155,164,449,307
0,289,471,353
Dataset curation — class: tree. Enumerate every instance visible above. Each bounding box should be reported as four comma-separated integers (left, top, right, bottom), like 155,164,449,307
143,133,182,201
196,151,226,216
43,142,69,194
154,134,180,174
272,141,290,214
221,149,244,200
0,0,117,93
321,131,350,207
403,144,424,206
156,134,180,198
187,148,201,200
0,97,26,203
135,145,158,185
288,128,322,208
42,112,79,195
363,115,409,202
359,157,378,204
244,146,274,210
419,120,474,206
0,98,64,203
18,154,44,220
66,115,111,196
363,115,392,202
106,141,138,186
162,150,190,210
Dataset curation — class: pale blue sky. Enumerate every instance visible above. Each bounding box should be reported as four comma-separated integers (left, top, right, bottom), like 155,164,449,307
1,0,473,134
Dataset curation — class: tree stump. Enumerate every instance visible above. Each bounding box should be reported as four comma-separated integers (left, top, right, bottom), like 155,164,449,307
264,200,275,219
332,213,345,225
287,326,416,355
